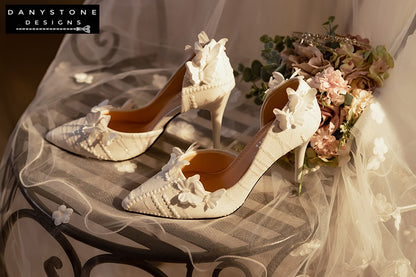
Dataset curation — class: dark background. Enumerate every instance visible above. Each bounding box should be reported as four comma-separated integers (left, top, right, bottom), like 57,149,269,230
0,0,83,159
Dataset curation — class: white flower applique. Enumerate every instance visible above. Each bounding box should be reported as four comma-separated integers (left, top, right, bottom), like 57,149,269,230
273,84,317,130
184,31,229,86
176,174,226,210
161,143,226,210
367,137,388,170
52,205,74,226
74,72,93,84
161,143,198,181
267,71,286,92
290,239,321,256
115,161,137,173
370,102,385,124
82,100,118,146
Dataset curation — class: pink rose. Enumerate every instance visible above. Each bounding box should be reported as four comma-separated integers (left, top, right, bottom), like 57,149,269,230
310,127,339,159
308,67,350,106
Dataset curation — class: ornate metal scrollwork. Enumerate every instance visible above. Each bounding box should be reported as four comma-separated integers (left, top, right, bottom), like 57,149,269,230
212,259,253,277
70,27,120,65
44,256,63,277
0,209,82,277
81,254,169,277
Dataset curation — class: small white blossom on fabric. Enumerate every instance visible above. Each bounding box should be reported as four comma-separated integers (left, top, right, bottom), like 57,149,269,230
373,137,388,156
152,74,168,89
367,137,388,170
74,72,93,84
290,239,321,256
373,193,394,222
370,102,385,124
115,161,137,173
167,121,196,141
52,205,73,226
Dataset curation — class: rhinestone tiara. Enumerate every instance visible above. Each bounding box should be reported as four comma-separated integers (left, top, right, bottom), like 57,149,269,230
291,32,372,50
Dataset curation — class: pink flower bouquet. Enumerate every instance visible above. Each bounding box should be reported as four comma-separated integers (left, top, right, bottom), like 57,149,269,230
236,17,394,168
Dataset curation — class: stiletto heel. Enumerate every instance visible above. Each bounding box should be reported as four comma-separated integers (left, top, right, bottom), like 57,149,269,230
122,73,321,219
204,90,231,148
45,31,235,161
294,140,310,183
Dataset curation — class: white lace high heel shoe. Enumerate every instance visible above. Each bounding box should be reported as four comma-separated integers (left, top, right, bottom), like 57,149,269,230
122,74,321,219
45,31,235,161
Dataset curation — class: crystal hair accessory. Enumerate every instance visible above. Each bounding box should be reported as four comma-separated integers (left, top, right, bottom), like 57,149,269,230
291,31,372,50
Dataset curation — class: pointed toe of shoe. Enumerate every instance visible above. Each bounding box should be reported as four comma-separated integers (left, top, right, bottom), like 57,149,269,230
45,124,77,153
45,118,96,158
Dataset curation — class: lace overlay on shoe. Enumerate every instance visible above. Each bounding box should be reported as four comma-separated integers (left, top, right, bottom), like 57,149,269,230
46,99,163,161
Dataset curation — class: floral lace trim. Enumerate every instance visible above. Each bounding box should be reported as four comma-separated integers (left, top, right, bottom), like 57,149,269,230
161,143,226,210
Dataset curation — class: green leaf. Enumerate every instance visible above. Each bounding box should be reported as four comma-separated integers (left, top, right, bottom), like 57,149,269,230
285,36,294,48
237,63,245,72
331,25,338,34
261,64,277,82
254,96,264,105
260,34,272,43
265,41,274,50
328,15,335,22
242,67,253,82
261,69,271,82
344,92,354,106
251,60,263,78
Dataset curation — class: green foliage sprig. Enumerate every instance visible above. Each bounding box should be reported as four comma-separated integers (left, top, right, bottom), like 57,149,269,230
234,35,294,105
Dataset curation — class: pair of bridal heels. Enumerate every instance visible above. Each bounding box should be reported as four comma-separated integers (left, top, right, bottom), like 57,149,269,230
46,31,321,219
122,74,321,219
46,31,235,161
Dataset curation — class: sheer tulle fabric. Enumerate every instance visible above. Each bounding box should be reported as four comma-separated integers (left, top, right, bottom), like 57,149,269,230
1,0,416,276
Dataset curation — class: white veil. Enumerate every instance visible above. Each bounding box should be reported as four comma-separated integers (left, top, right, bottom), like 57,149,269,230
1,0,416,276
